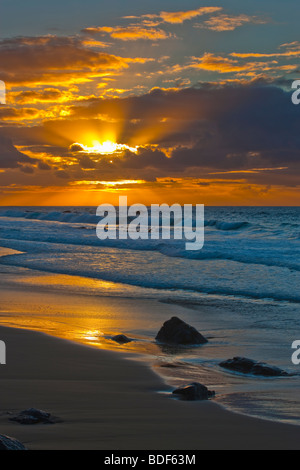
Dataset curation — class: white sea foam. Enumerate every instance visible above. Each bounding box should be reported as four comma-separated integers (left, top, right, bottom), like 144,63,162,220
0,206,299,303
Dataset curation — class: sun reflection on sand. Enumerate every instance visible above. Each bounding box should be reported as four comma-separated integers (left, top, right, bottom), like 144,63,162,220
82,329,104,342
0,271,163,356
21,273,121,291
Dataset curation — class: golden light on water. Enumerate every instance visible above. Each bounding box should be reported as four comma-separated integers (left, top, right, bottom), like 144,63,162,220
82,330,104,342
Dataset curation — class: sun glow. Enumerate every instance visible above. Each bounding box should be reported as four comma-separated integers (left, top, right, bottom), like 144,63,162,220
72,140,139,155
71,179,145,186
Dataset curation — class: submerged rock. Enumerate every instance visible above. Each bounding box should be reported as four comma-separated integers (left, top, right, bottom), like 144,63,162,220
10,408,59,425
0,434,27,450
173,382,215,401
156,317,208,346
219,357,289,377
111,334,133,344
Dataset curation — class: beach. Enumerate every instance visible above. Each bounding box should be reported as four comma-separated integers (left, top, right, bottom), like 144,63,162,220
0,269,300,450
1,323,300,450
0,206,300,449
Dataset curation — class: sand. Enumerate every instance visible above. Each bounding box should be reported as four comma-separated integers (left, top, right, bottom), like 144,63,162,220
1,325,300,450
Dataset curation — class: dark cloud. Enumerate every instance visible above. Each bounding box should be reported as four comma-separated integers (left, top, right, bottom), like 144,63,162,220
1,82,299,186
55,169,70,179
37,161,51,171
66,83,300,178
19,165,34,174
0,135,37,168
69,143,85,152
119,148,169,169
79,155,97,169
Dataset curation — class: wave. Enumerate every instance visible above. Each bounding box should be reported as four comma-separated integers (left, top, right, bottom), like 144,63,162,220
0,221,299,272
1,245,300,304
0,208,252,232
0,207,299,282
205,220,250,231
0,209,100,225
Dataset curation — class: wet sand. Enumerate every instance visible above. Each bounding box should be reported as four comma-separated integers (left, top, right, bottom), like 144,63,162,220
1,324,300,449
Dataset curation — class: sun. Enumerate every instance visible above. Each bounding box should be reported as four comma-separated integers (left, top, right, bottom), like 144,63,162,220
71,140,139,155
92,141,118,154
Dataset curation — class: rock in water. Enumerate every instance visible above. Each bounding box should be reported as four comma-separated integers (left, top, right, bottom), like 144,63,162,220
111,334,132,344
10,408,58,425
0,434,27,450
173,382,215,401
155,317,208,345
219,357,289,377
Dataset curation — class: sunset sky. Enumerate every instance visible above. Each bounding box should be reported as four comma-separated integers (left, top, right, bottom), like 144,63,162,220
0,0,299,205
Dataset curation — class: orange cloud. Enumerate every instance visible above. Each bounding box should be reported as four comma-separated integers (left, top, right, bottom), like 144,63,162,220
124,6,223,24
0,36,126,71
0,36,151,88
231,52,298,58
198,14,268,31
10,88,77,105
167,52,297,77
83,25,172,41
0,107,44,121
185,53,277,74
230,43,300,59
159,6,223,24
83,6,224,42
81,39,110,48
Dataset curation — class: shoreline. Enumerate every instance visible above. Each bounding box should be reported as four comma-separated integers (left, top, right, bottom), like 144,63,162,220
1,324,300,449
0,262,300,428
1,257,300,446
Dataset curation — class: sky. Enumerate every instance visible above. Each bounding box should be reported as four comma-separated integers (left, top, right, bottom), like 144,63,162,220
0,0,299,205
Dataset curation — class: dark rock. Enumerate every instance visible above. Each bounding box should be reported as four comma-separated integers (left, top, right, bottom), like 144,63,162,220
11,415,40,425
0,434,27,450
219,357,289,377
172,382,215,401
155,317,208,346
159,363,180,368
111,334,132,344
10,408,58,425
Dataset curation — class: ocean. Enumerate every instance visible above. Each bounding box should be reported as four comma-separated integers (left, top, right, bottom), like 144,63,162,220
0,206,299,424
